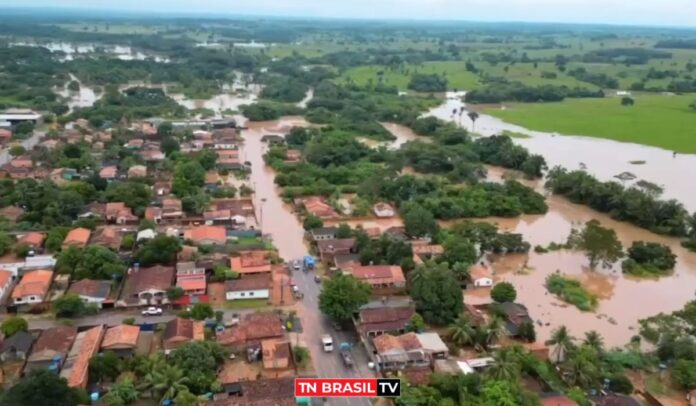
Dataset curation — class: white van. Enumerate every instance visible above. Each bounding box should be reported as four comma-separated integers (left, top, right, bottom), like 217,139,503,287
321,334,333,352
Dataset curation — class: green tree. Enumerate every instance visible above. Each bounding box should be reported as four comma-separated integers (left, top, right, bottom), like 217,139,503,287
9,145,26,157
89,351,122,383
491,282,517,303
173,389,202,406
103,379,139,406
1,316,28,337
546,325,575,363
0,370,80,406
442,235,477,265
161,137,180,156
0,231,13,256
622,241,676,276
136,235,181,266
485,350,522,382
563,345,601,388
56,245,126,280
583,330,605,353
140,364,189,403
620,96,635,106
336,223,353,239
671,359,696,389
407,313,426,333
166,286,185,301
401,202,438,238
189,303,214,320
517,321,537,343
302,214,323,230
409,262,463,325
448,315,477,349
170,341,225,394
54,293,87,318
158,121,174,137
14,121,35,136
197,149,217,171
569,220,623,269
45,227,70,252
319,274,372,323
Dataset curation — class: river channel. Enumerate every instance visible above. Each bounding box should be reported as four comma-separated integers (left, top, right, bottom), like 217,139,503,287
428,91,696,211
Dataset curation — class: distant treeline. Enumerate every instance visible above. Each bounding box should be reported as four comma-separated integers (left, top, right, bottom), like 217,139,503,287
465,81,604,103
655,39,696,50
581,47,672,64
546,167,693,237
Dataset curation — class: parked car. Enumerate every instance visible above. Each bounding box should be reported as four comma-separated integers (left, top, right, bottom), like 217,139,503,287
293,260,301,271
141,307,162,316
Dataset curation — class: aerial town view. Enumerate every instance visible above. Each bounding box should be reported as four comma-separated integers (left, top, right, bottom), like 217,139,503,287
0,0,695,405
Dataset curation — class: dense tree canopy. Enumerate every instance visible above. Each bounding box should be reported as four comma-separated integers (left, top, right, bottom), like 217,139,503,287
319,274,372,323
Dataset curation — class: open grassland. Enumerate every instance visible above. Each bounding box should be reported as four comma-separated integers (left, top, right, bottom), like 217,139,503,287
486,94,696,153
340,62,480,90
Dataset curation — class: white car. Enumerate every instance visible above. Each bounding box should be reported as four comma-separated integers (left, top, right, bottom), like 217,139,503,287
141,307,163,316
321,334,334,352
293,260,301,271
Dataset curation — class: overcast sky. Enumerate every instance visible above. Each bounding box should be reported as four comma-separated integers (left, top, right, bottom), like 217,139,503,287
2,0,696,27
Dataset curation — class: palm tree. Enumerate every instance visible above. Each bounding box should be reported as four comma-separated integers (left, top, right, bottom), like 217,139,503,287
545,326,575,364
448,315,476,348
104,379,139,405
486,348,521,381
563,345,600,389
467,111,480,131
484,316,506,348
139,364,189,403
583,330,604,354
156,365,190,403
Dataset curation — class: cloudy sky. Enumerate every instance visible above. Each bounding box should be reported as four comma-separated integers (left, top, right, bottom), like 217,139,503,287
2,0,696,27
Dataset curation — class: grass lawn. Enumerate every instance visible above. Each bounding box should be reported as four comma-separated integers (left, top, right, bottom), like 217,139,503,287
224,299,270,310
486,94,696,153
340,61,481,90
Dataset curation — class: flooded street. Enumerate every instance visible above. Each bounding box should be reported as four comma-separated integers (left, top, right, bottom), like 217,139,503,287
296,88,314,108
54,74,101,110
241,117,374,406
428,92,696,211
450,195,696,347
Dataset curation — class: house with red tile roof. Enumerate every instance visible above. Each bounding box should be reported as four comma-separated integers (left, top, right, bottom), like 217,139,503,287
91,226,123,251
0,206,24,223
372,332,438,371
225,274,271,301
216,312,284,350
184,225,227,245
60,325,105,388
101,325,140,357
17,232,44,250
162,197,183,219
11,269,53,305
119,265,174,306
343,265,406,290
105,202,138,224
163,318,204,354
26,326,77,372
0,268,13,300
316,238,356,264
145,206,163,223
298,196,338,219
355,302,416,337
99,165,118,180
230,251,272,275
62,227,91,249
0,129,12,144
176,262,206,296
68,279,112,308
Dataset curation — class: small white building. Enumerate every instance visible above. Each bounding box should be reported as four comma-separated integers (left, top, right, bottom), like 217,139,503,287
373,202,396,218
137,229,157,242
470,264,493,287
225,275,271,301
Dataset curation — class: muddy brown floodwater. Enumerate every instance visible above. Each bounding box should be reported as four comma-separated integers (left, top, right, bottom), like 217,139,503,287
447,195,696,347
241,115,696,350
429,91,696,211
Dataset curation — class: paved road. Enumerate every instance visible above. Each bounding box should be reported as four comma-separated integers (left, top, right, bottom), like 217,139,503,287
18,308,258,331
0,131,45,166
244,123,374,406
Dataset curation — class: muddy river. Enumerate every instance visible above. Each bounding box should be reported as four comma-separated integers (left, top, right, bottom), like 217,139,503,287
429,91,696,211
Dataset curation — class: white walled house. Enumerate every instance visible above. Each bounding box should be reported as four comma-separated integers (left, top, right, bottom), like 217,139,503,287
225,275,271,301
470,264,494,287
67,279,112,308
11,270,53,305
